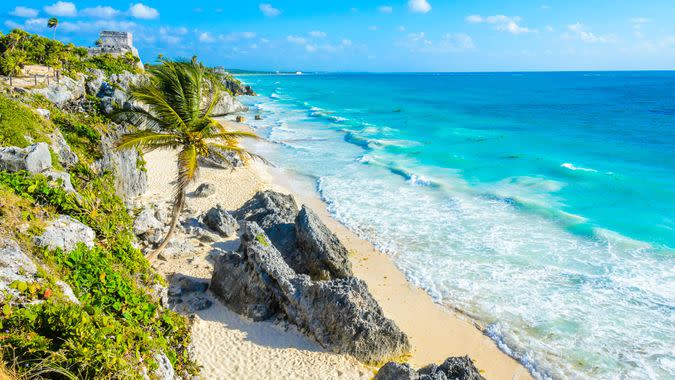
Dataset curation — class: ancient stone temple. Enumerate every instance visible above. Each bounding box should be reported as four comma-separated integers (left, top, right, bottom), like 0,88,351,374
88,31,143,68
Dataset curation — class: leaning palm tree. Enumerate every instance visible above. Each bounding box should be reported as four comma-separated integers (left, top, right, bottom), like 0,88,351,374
115,58,260,261
47,18,58,40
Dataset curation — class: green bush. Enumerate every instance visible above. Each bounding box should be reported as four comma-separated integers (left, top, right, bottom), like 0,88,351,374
0,95,52,148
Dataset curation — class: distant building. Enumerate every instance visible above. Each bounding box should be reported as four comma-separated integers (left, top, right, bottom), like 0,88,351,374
88,31,143,68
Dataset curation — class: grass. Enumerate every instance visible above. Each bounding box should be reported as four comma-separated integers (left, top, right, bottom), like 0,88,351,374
0,95,52,148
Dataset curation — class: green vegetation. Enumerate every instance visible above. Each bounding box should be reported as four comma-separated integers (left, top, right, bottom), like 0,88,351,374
115,58,259,260
0,29,141,79
0,95,53,147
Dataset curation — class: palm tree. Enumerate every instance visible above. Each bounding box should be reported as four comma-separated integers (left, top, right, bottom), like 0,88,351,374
47,18,58,40
115,59,261,261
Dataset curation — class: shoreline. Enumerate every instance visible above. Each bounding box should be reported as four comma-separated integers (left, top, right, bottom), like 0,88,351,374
139,118,533,379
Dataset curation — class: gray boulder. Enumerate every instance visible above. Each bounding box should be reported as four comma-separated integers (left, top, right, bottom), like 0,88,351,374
193,182,216,198
35,108,51,119
186,296,213,312
375,362,418,380
153,353,175,380
203,205,238,237
233,190,299,261
0,142,52,173
49,129,79,168
160,238,194,259
32,75,85,107
34,215,96,252
211,223,410,362
295,206,352,280
198,147,243,169
0,239,38,301
134,208,164,236
42,169,76,193
375,357,485,380
211,225,292,321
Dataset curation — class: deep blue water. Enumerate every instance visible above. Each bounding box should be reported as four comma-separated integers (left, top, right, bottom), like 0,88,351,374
237,72,675,379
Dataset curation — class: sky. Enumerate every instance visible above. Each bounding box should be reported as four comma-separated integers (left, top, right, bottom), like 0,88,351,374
2,0,675,72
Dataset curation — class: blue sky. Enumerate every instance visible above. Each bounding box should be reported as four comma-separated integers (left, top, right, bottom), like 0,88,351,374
2,1,675,71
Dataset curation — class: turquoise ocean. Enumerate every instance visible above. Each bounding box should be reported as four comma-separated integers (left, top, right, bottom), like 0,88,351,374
236,72,675,379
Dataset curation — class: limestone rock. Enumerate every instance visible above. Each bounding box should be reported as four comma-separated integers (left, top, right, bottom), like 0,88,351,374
211,223,410,362
295,206,352,279
34,215,96,252
375,357,485,380
0,238,38,301
211,93,247,116
0,142,52,173
161,238,194,259
153,353,175,380
35,108,51,119
49,129,79,168
95,126,148,201
233,190,299,257
203,205,238,237
56,280,80,304
42,169,77,193
32,75,85,107
85,69,105,95
198,147,243,169
186,296,212,312
134,208,164,236
193,182,216,198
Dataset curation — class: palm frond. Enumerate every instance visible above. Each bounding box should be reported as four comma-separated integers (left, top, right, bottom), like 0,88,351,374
128,85,189,131
205,131,260,140
116,130,182,151
110,106,166,131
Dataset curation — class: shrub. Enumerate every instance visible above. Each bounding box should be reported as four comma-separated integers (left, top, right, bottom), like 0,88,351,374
0,95,52,148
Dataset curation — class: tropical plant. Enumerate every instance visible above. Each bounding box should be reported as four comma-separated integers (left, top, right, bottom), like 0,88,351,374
114,58,261,261
47,18,58,40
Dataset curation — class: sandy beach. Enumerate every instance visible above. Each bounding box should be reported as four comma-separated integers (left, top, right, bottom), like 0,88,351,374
137,119,533,380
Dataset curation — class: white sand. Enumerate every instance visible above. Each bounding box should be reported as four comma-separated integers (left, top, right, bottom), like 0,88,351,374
138,120,532,379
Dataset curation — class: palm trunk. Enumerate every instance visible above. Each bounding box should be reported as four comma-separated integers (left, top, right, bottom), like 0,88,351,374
147,190,186,261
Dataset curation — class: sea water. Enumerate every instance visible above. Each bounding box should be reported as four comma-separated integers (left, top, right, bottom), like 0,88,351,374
236,72,675,379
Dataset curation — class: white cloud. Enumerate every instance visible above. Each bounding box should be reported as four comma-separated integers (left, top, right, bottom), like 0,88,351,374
378,5,393,14
465,15,483,23
10,6,39,18
341,39,352,46
44,2,77,17
398,25,406,32
287,35,306,44
159,26,188,45
369,25,378,31
305,44,317,52
259,3,281,17
403,32,474,53
81,6,119,19
466,14,534,34
129,3,159,20
309,30,326,38
564,22,616,43
7,18,49,32
199,32,215,43
220,32,257,42
408,0,431,13
545,25,554,32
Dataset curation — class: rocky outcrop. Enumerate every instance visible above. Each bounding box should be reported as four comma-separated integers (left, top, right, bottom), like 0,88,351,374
34,215,96,252
50,129,79,168
203,205,238,237
193,182,216,198
0,239,38,301
375,357,485,380
0,142,52,173
211,93,247,116
32,75,85,107
295,206,352,280
0,143,77,193
211,222,410,362
96,126,148,201
234,191,352,280
152,352,175,380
